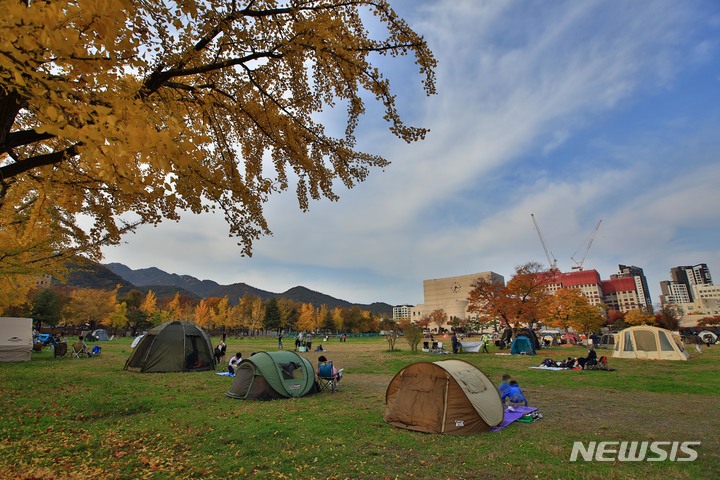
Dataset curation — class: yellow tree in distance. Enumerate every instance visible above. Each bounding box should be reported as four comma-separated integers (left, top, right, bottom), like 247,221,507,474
296,302,317,332
624,309,656,326
193,299,212,328
539,288,605,335
0,1,437,307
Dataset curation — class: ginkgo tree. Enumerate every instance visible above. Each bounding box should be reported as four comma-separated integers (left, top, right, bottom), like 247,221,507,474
0,0,436,307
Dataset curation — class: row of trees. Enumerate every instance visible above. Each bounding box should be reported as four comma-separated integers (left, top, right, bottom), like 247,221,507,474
376,262,690,352
462,262,684,335
375,261,676,352
17,286,382,336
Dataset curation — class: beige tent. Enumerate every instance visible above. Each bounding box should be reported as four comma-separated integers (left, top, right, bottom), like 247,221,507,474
612,326,689,361
0,317,33,362
384,359,503,435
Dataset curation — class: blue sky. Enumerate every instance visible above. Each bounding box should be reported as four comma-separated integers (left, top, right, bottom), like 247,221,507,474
103,0,720,307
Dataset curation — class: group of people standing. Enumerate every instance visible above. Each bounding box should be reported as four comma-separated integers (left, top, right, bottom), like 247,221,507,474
294,332,314,351
450,332,491,354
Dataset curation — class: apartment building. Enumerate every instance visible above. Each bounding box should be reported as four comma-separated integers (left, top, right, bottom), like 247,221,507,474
661,264,719,315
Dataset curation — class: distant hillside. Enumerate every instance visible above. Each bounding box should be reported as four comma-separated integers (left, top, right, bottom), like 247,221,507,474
105,263,393,315
61,262,199,302
106,263,221,297
205,283,276,302
279,285,355,309
62,261,127,291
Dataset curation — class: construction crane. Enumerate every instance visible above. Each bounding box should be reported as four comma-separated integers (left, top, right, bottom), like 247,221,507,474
530,214,558,271
571,219,602,271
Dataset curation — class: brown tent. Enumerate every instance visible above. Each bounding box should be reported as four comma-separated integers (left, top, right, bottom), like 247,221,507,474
384,359,503,435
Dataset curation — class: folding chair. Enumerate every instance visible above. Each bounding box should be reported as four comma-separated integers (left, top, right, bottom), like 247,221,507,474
317,361,340,393
586,355,609,370
54,342,68,358
72,342,90,358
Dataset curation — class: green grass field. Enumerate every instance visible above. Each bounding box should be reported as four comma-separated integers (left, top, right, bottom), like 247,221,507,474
1,336,718,479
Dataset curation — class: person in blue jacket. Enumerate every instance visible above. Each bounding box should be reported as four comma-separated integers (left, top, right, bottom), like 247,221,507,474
497,374,512,396
501,380,528,408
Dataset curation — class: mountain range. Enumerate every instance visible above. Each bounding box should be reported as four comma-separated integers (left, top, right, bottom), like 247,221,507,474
100,262,393,315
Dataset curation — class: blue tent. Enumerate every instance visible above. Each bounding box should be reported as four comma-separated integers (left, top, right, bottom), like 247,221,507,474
510,336,536,355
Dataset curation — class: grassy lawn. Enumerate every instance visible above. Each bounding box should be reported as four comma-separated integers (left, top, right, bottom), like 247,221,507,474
1,335,718,479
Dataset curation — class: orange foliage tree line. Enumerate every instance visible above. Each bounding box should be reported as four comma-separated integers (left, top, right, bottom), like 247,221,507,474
466,261,607,334
20,285,382,334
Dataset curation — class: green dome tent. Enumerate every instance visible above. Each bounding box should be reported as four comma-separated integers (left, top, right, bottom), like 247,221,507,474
226,351,317,400
124,321,215,373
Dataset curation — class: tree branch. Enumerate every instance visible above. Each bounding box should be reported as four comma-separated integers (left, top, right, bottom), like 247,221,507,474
0,144,80,179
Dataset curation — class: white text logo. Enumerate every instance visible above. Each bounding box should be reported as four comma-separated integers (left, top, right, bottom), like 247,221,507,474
570,441,700,462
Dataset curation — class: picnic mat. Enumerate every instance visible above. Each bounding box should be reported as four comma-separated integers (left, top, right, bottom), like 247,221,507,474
216,372,234,377
529,366,565,371
491,406,538,432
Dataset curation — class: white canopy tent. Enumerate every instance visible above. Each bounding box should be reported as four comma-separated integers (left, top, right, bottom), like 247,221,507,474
0,317,33,362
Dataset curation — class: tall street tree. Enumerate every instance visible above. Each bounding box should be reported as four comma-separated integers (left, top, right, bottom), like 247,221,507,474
30,287,67,329
0,1,437,307
467,262,550,328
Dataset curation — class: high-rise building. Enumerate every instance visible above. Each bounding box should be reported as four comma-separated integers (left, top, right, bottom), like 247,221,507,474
659,280,691,304
545,269,646,313
612,265,652,310
660,264,718,315
670,264,713,302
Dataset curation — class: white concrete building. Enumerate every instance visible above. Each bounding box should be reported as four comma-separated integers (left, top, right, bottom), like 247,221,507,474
392,304,413,321
410,271,505,330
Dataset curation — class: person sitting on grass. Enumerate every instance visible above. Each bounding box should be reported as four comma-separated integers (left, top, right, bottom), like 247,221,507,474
501,380,528,409
540,357,558,368
497,374,512,396
559,357,576,369
583,347,598,369
228,352,242,374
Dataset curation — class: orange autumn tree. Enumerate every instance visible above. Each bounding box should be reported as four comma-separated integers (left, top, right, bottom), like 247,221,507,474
428,309,447,332
540,288,604,335
0,0,437,309
467,262,550,328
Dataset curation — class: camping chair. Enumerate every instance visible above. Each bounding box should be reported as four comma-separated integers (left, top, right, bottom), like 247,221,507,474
72,341,90,359
585,355,609,371
317,361,341,393
54,342,68,358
